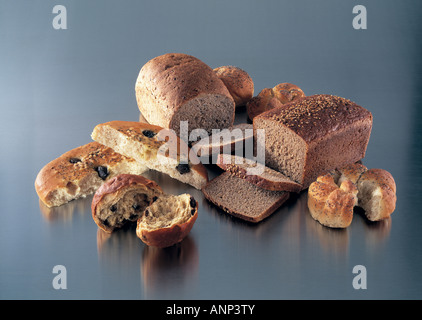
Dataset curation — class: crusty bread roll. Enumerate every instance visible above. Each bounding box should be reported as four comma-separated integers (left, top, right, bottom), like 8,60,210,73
246,83,305,120
136,194,198,248
308,173,358,228
35,142,148,207
135,53,235,138
357,168,397,221
213,66,254,107
307,163,397,228
91,120,208,190
91,174,163,233
254,94,373,188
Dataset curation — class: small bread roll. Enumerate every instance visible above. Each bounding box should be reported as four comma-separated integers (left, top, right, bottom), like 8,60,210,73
136,194,198,248
357,169,397,221
214,66,254,107
246,83,305,120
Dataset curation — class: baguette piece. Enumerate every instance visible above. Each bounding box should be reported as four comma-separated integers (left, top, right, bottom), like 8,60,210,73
213,66,254,107
91,174,163,233
35,142,148,207
253,94,373,188
136,194,198,248
202,172,289,223
216,154,302,192
91,120,208,190
135,53,235,137
191,123,253,157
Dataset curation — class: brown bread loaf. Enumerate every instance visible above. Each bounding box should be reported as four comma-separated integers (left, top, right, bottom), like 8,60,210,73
135,53,235,138
253,94,373,188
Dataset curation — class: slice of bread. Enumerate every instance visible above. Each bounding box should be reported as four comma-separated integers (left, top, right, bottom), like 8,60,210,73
202,172,289,223
136,194,198,248
216,154,303,192
191,123,253,157
91,121,208,190
35,142,148,207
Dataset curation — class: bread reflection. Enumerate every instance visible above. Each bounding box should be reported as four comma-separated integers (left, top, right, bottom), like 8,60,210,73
141,236,199,297
39,196,92,222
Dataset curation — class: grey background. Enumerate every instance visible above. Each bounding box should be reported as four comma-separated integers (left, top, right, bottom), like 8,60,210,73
0,0,421,299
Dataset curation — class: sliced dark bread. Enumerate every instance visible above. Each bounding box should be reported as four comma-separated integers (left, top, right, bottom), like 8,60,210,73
191,123,253,157
216,154,303,192
202,172,289,223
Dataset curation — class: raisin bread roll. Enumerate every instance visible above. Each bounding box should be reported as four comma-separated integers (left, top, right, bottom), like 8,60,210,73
136,194,198,248
91,174,163,233
91,121,208,190
246,83,305,120
35,142,148,207
213,66,254,107
254,94,373,188
135,53,235,137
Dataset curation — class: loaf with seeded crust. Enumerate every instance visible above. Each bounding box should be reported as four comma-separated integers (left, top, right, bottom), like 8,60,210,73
135,53,235,138
253,94,373,188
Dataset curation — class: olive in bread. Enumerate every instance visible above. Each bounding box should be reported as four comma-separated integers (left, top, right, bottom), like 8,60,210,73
91,120,208,190
136,194,198,248
35,142,148,207
213,65,254,107
91,174,163,233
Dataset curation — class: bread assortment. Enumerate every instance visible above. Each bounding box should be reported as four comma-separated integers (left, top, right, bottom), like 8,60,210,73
308,163,397,228
35,51,397,247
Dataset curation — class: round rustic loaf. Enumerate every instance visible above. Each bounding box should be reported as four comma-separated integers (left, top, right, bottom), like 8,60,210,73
135,53,235,138
213,65,254,107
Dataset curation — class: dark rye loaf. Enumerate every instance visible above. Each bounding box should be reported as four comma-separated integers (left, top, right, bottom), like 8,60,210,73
135,53,235,138
253,94,372,188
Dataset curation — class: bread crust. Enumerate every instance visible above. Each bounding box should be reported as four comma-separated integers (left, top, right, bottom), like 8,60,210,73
91,174,163,233
214,66,254,107
136,196,198,248
135,53,235,133
247,83,305,120
35,142,147,207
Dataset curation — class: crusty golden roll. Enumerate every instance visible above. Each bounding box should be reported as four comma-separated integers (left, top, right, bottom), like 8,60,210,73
214,66,254,107
246,82,305,120
308,164,397,228
308,173,358,228
357,169,397,221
